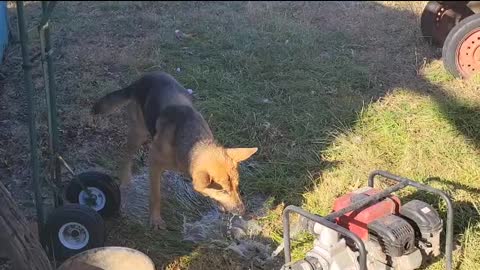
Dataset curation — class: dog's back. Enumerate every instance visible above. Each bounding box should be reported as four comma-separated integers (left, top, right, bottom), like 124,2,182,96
129,72,194,137
93,72,192,133
92,72,213,168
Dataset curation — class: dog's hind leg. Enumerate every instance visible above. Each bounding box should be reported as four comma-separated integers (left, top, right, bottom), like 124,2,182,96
118,103,148,214
118,103,148,186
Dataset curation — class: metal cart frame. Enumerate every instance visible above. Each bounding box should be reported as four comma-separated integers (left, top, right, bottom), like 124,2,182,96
16,1,61,234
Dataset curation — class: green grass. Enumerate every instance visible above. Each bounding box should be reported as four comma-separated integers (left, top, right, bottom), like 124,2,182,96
167,4,374,206
422,61,456,84
3,1,480,269
57,1,480,269
302,90,480,268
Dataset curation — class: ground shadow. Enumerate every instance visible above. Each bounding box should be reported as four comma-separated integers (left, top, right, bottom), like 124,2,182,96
2,1,480,269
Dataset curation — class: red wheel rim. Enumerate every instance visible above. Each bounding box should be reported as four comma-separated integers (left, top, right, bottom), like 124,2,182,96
457,28,480,78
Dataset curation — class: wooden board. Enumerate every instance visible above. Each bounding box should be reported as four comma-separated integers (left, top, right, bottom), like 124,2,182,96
0,182,52,270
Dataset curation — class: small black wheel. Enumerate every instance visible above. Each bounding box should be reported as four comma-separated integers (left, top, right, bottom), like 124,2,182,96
65,171,121,217
41,204,105,262
442,13,480,78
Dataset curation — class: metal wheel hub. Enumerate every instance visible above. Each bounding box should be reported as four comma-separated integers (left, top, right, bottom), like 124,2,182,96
58,222,89,250
79,187,106,211
435,6,448,23
457,29,480,78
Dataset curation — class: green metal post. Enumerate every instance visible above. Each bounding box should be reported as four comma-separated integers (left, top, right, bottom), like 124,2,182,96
40,1,62,207
16,1,45,228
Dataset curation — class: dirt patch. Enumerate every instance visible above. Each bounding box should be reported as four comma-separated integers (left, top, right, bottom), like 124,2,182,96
121,169,276,267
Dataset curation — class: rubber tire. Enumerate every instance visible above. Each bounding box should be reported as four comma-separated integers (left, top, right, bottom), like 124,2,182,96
421,1,444,47
442,13,480,78
65,171,121,217
41,204,105,262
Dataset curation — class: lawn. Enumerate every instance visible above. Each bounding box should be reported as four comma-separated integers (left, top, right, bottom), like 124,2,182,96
1,1,480,269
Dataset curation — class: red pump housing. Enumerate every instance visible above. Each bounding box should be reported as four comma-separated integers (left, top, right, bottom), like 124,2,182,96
332,187,401,240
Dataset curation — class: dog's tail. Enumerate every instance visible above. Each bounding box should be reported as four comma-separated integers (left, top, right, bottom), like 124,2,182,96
91,84,135,115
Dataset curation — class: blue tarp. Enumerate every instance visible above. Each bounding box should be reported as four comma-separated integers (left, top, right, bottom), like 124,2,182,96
0,1,8,62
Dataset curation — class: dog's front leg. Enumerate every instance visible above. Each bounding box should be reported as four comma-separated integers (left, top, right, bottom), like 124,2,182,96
148,146,167,230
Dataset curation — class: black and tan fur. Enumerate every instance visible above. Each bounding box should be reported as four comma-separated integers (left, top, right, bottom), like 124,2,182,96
92,72,257,229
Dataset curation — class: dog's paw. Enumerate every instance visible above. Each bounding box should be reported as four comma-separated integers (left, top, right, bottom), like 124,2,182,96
119,184,132,214
149,215,167,230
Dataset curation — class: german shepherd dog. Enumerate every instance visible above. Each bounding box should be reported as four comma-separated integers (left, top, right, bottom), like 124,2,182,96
92,72,257,229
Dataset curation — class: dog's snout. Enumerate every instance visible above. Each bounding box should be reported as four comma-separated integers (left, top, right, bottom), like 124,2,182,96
232,202,246,216
218,201,245,215
238,203,246,215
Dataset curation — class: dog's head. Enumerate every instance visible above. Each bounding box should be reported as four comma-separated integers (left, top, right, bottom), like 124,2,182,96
192,147,258,215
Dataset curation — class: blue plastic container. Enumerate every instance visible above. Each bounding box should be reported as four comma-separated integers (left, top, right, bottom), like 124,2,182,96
0,1,9,62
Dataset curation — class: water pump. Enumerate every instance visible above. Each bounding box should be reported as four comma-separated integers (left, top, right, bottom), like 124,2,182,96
281,171,454,270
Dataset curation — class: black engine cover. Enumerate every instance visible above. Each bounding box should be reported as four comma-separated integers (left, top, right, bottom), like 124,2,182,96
368,214,416,257
400,200,443,236
400,199,443,258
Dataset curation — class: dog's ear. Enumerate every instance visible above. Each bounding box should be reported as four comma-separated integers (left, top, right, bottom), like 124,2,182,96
193,171,224,190
192,170,213,190
193,171,211,185
225,148,258,163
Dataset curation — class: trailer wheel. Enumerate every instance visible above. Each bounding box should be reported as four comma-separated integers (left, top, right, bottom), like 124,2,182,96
65,171,121,217
442,13,480,78
41,204,105,262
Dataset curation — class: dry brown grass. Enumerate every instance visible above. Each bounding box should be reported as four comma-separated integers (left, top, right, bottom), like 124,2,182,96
1,1,480,269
